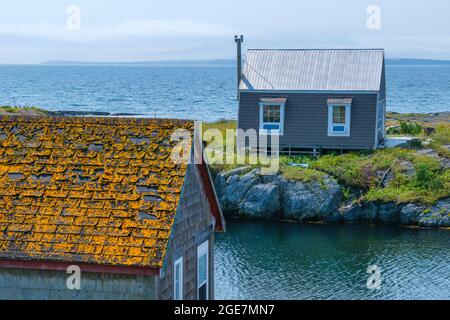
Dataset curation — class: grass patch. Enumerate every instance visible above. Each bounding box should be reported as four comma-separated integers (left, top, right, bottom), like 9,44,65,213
429,124,450,158
366,184,449,205
281,167,326,183
202,119,237,136
366,155,449,204
0,106,20,113
310,148,448,204
311,149,412,190
202,119,256,174
0,105,49,115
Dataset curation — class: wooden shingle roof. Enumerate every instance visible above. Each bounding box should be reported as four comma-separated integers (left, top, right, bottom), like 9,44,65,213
0,116,193,270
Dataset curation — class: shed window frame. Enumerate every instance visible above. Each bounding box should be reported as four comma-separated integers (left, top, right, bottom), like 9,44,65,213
327,103,351,137
259,101,285,135
196,240,209,300
174,256,183,300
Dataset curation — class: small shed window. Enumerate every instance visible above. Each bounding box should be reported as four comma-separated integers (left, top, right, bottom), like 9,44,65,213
197,240,209,300
174,257,183,300
259,98,286,135
327,98,352,137
332,106,346,124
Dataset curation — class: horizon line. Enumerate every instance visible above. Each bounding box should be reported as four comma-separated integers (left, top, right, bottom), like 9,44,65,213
1,57,450,66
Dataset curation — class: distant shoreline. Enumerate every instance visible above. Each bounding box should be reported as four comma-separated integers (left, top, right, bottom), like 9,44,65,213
38,58,450,66
40,59,236,67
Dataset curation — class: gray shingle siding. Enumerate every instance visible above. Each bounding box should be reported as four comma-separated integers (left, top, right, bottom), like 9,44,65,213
238,91,378,149
157,163,215,300
0,268,155,300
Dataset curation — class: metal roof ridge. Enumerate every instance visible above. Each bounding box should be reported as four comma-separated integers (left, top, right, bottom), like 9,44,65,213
247,48,385,51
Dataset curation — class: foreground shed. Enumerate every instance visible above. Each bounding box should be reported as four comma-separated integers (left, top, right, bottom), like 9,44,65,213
0,116,224,300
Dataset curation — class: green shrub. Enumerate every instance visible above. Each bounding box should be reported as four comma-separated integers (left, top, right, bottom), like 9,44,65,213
407,139,423,149
414,162,442,190
399,121,423,135
342,187,352,200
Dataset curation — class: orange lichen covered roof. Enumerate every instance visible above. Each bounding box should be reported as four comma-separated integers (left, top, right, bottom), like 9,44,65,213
0,116,193,269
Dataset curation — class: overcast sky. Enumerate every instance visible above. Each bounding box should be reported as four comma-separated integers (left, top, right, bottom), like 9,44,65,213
1,0,450,63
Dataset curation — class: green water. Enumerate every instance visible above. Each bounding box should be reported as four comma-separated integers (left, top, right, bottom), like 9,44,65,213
214,220,450,300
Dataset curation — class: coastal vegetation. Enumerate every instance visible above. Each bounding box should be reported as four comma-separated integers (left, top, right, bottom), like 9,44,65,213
203,116,450,206
0,105,49,115
280,167,327,184
387,120,423,135
428,124,450,158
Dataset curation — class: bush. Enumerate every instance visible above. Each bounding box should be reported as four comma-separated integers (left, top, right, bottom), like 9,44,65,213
406,139,423,149
414,162,442,191
399,121,423,135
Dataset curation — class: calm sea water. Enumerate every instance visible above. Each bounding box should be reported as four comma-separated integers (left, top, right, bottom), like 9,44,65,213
215,220,450,300
0,64,449,121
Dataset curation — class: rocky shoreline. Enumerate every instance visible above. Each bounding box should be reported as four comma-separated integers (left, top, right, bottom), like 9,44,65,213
214,167,450,229
0,108,141,117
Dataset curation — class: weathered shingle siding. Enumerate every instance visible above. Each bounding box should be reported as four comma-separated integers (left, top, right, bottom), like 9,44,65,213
157,163,215,300
0,268,155,300
239,91,378,149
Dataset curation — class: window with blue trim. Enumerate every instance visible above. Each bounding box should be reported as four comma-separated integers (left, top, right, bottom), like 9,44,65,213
259,102,285,135
328,104,351,137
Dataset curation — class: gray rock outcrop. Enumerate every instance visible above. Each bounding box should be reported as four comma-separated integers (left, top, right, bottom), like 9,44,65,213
215,167,343,222
214,166,450,228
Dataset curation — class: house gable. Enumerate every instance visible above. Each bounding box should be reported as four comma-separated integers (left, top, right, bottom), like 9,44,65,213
157,159,217,300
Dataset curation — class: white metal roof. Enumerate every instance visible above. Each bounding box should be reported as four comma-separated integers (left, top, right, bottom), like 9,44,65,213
240,49,384,92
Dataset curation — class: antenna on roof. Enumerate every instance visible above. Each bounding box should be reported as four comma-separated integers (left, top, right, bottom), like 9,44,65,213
234,35,244,100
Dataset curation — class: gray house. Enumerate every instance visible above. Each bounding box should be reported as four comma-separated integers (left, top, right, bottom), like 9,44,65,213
236,45,386,151
0,116,224,300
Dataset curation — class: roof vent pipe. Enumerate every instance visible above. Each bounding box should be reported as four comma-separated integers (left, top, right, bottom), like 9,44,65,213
234,35,244,100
